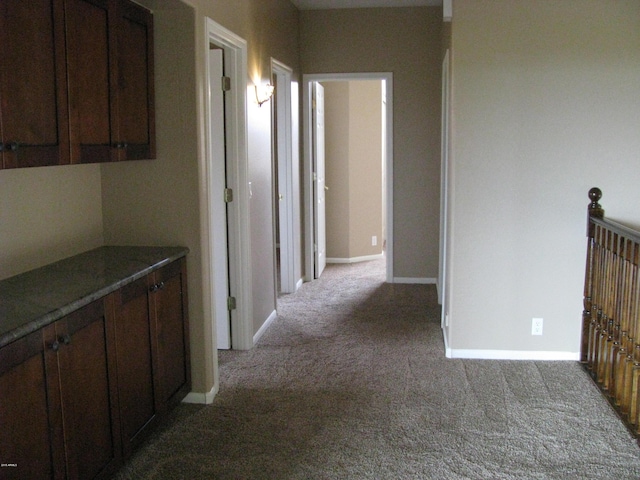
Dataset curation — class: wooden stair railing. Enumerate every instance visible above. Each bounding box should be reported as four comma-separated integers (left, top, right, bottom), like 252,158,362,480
582,187,640,436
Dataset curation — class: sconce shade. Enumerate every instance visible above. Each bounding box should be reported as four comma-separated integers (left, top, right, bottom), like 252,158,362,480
255,83,275,106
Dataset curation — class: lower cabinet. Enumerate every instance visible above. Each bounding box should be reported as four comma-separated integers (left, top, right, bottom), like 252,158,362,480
0,299,121,480
0,257,190,478
112,257,190,458
0,328,59,479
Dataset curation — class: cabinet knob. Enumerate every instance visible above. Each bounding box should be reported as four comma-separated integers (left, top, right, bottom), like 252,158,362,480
59,334,71,345
113,142,128,149
157,281,165,290
149,284,158,293
6,142,19,152
50,340,60,352
0,143,4,152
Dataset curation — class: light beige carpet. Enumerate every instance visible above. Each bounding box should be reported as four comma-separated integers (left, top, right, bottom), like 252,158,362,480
112,259,640,479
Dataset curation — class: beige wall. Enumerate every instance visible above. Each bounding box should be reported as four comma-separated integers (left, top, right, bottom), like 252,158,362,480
301,7,443,279
323,80,383,261
0,164,103,280
324,82,351,259
446,0,640,355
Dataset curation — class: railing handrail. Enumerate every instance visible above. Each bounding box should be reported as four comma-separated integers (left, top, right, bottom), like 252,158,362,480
590,216,640,245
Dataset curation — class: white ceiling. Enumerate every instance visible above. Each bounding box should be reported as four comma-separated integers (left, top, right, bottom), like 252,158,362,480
291,0,442,10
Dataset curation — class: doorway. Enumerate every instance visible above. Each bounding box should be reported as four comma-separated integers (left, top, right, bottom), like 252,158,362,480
271,58,300,296
303,73,394,283
205,18,253,353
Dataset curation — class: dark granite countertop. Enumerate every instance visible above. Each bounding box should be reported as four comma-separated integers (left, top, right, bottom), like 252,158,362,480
0,246,189,348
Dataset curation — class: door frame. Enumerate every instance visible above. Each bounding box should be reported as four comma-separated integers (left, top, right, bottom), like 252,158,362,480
203,18,254,358
270,58,299,294
302,72,394,283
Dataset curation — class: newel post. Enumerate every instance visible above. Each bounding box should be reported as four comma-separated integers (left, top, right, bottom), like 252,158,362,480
587,187,604,237
582,187,604,363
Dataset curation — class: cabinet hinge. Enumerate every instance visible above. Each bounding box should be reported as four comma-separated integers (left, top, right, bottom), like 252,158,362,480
314,243,318,253
221,76,231,92
224,188,233,203
227,296,237,311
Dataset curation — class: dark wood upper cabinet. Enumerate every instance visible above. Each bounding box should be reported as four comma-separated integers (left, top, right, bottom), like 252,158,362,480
0,0,70,169
114,0,156,161
0,0,155,169
66,0,115,164
66,0,155,164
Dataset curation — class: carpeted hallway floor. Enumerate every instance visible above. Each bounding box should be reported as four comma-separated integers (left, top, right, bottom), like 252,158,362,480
112,259,640,479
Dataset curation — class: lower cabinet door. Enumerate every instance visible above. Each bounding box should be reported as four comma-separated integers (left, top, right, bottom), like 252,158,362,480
113,277,159,457
0,328,61,479
151,258,191,409
55,298,121,479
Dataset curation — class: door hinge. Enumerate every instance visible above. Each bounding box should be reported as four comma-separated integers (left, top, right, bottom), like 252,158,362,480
224,188,233,203
314,243,318,252
227,296,237,311
221,76,231,92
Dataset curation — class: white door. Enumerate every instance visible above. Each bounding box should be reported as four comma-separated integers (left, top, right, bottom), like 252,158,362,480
312,82,326,278
272,61,296,293
209,48,231,349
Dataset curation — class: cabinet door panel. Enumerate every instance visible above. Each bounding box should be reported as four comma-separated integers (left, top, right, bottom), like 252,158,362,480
0,0,69,168
116,0,155,160
114,277,159,456
57,299,121,479
152,259,190,407
0,329,61,479
66,0,115,164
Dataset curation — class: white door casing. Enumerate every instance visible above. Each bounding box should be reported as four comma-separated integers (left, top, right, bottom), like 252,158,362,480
312,82,327,278
204,18,253,357
439,49,451,327
303,73,394,283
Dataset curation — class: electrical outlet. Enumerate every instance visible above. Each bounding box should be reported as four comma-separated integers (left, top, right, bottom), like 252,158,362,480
532,318,543,336
372,236,377,246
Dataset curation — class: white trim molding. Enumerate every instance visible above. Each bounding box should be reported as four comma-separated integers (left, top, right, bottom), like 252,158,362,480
254,310,278,345
327,254,384,264
182,385,217,405
393,277,437,285
445,348,580,361
443,0,452,21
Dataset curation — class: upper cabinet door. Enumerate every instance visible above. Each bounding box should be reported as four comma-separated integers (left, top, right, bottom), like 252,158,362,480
65,0,115,164
114,0,155,160
65,0,155,163
0,0,70,169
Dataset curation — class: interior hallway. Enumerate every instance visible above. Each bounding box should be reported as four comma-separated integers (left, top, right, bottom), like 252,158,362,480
112,260,640,479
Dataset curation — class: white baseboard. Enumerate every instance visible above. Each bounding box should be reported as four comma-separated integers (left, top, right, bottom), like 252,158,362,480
393,277,437,285
327,254,383,264
254,309,277,344
183,385,217,405
445,347,580,361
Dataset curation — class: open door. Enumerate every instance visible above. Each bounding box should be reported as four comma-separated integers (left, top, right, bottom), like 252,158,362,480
209,47,231,349
312,82,326,278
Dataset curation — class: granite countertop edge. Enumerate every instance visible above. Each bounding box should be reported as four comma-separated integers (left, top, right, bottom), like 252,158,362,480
0,246,189,349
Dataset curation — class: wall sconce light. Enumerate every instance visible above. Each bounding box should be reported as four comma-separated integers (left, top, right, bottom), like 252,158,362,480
255,83,275,107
